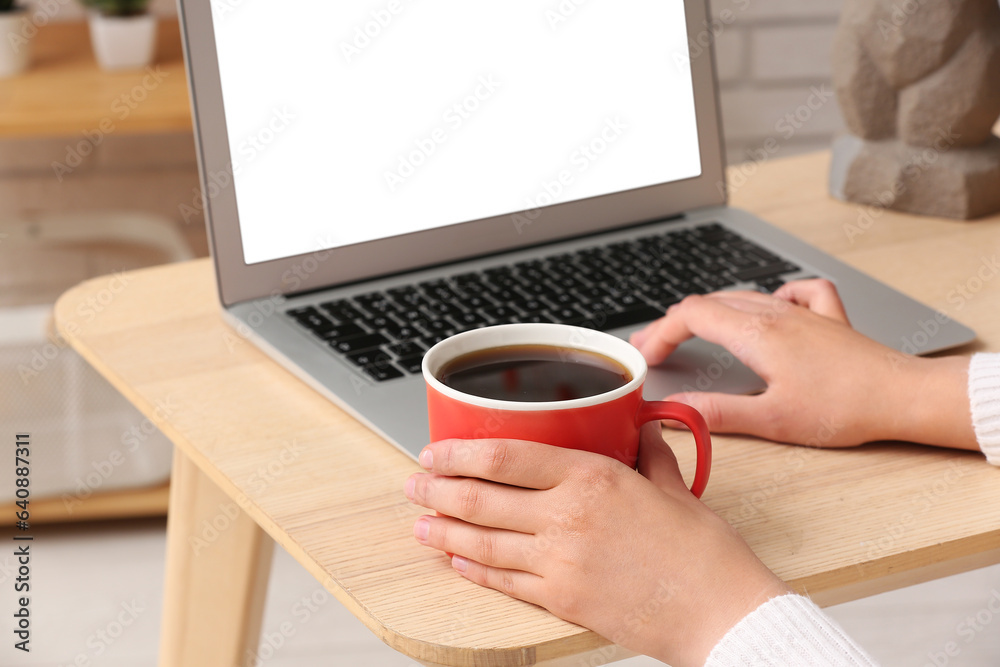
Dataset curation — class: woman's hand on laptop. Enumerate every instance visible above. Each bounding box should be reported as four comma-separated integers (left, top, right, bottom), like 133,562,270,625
630,279,975,450
404,428,789,667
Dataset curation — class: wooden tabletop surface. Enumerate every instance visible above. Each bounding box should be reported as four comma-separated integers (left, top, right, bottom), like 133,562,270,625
0,19,191,139
53,151,1000,666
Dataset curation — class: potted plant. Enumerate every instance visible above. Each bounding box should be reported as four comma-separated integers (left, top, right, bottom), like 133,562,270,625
80,0,156,71
0,1,31,78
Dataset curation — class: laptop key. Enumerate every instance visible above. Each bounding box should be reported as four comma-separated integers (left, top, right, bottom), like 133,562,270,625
387,341,425,357
354,293,397,313
641,286,682,307
546,253,575,267
490,287,528,302
518,282,553,297
576,256,611,272
452,276,490,294
381,322,420,342
731,262,800,283
452,271,481,283
513,258,544,271
595,305,665,331
726,254,762,271
551,274,588,290
347,349,392,367
420,280,462,302
692,223,727,241
453,311,489,328
583,269,616,286
611,263,641,277
543,292,575,307
517,267,547,282
331,333,389,354
362,363,404,382
396,355,424,374
510,298,546,315
574,285,614,301
315,323,367,341
654,267,685,285
490,274,522,290
420,334,451,349
287,305,322,320
701,274,736,290
482,305,520,321
426,302,465,318
604,293,645,310
388,291,431,309
362,314,402,331
320,300,364,322
418,319,454,335
288,308,337,333
548,306,586,323
396,308,428,322
460,293,494,309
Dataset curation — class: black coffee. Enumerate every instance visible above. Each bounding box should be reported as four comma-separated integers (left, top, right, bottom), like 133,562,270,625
438,344,632,402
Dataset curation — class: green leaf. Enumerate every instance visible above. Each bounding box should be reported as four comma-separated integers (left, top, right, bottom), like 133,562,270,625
79,0,151,17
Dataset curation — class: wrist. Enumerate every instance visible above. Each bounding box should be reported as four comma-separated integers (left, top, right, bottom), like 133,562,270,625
887,355,976,450
682,562,790,666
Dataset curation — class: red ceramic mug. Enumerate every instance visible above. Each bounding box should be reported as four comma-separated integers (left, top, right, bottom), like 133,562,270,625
422,323,712,497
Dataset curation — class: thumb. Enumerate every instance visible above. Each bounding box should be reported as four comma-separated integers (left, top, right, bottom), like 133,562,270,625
636,423,685,492
663,391,765,437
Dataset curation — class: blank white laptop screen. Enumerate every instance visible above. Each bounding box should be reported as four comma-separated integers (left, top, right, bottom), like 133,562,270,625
211,1,702,266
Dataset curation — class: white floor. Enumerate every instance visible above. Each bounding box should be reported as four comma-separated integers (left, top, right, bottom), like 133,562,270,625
1,517,998,666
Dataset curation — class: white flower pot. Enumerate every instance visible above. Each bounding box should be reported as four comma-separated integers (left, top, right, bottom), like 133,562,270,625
87,12,157,71
0,10,32,78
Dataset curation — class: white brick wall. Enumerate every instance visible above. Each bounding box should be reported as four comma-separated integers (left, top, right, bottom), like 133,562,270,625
751,25,838,81
710,0,846,164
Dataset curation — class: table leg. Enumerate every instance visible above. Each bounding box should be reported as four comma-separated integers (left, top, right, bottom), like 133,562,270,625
158,448,274,667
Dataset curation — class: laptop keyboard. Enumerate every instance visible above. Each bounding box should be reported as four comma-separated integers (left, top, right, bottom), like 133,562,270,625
285,223,805,382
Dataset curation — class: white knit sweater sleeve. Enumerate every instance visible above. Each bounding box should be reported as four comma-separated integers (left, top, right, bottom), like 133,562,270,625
705,594,878,666
969,353,1000,465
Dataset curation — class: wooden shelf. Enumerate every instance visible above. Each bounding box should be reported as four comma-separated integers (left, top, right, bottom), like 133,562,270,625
0,18,192,139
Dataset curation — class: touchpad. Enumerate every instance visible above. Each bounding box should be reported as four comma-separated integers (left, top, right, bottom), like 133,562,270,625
642,338,765,399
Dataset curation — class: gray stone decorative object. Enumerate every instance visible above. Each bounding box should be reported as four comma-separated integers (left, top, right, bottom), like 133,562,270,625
829,0,1000,219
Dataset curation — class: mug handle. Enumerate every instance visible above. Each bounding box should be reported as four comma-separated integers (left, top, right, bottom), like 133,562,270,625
637,401,712,498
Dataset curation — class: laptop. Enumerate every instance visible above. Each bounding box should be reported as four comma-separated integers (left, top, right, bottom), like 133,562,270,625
177,0,975,458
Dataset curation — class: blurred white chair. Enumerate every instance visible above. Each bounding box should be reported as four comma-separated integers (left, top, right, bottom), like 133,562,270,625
0,211,194,517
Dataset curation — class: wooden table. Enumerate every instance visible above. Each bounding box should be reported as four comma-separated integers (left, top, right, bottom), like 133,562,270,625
54,152,1000,667
0,19,191,138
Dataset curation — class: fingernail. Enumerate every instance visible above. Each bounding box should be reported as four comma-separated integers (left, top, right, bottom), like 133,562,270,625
419,448,433,469
452,555,468,573
414,518,430,542
404,477,415,499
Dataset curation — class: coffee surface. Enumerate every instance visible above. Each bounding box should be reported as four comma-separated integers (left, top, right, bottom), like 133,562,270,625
438,344,631,402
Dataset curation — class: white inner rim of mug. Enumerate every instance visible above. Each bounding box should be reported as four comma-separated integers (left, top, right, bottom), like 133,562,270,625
422,323,648,411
